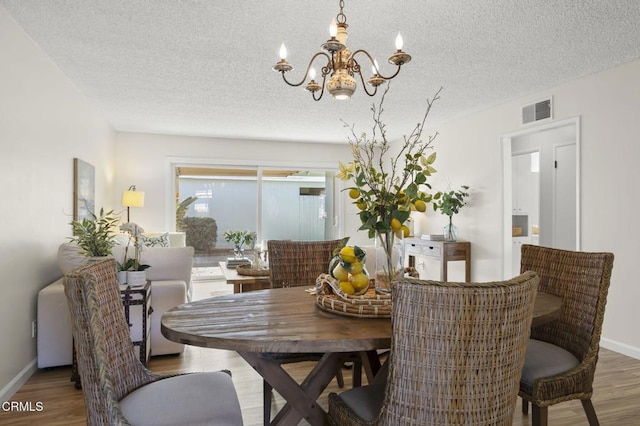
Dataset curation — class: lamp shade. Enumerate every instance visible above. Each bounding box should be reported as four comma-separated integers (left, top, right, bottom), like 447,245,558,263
122,190,145,208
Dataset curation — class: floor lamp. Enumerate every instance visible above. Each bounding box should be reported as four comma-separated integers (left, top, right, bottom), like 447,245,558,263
122,185,145,222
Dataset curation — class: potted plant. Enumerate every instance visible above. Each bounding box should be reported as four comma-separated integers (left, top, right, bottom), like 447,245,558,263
69,208,119,257
223,230,257,259
119,222,151,286
337,85,441,293
433,185,470,241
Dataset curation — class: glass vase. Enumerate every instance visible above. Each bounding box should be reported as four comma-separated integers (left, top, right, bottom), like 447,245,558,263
443,220,458,241
374,231,405,294
233,246,245,259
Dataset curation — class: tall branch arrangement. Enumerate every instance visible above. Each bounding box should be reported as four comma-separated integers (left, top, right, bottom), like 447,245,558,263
337,85,442,238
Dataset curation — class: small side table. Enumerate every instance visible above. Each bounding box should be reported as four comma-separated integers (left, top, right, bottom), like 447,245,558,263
120,281,153,366
71,281,152,388
404,238,471,282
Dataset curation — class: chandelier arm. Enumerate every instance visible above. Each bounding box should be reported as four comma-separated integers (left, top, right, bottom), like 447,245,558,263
312,72,329,101
351,49,403,80
281,52,333,87
354,65,378,97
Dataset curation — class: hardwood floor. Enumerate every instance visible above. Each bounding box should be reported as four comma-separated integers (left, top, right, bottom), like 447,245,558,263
3,277,640,425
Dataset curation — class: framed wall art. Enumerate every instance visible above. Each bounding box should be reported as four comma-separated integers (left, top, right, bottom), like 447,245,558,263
73,158,95,222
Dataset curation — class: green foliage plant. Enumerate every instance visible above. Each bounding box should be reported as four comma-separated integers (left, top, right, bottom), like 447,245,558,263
223,230,257,251
69,208,119,257
433,185,471,228
182,217,218,253
337,85,441,239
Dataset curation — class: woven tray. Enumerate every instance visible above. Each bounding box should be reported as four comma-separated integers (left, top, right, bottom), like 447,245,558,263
236,265,270,277
315,273,392,318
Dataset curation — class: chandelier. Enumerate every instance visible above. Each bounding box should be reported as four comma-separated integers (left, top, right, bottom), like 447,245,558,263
272,0,411,101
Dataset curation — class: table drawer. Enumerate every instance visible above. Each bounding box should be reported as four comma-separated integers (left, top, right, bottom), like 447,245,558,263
420,245,442,258
406,243,442,258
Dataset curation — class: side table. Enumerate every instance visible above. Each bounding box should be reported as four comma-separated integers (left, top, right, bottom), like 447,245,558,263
120,281,153,366
71,281,152,388
404,238,471,282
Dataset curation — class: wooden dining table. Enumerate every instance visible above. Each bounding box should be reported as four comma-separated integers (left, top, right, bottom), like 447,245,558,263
161,286,561,426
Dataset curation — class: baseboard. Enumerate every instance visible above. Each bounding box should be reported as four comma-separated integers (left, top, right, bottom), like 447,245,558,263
601,337,640,360
0,357,38,403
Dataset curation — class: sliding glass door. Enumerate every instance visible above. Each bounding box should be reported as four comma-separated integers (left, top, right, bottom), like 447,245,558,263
176,166,336,255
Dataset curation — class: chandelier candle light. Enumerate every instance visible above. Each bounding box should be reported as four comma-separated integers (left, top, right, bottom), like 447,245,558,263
272,0,411,101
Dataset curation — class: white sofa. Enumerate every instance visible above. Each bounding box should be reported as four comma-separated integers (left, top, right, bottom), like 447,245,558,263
37,240,194,369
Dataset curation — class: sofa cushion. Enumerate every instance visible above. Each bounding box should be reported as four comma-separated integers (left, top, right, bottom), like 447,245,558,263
111,245,194,290
140,232,170,248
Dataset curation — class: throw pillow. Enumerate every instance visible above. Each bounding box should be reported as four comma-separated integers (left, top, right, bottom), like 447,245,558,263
139,232,170,248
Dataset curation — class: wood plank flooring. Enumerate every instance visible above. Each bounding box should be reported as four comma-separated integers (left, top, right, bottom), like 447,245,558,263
3,279,640,425
3,346,640,425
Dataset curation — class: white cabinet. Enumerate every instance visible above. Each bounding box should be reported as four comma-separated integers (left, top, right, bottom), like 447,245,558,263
512,236,531,275
512,154,530,214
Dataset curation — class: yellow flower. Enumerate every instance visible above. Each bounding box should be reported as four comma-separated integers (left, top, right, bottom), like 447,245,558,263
336,161,354,180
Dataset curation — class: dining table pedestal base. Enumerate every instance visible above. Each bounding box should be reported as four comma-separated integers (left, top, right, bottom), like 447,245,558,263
240,351,345,426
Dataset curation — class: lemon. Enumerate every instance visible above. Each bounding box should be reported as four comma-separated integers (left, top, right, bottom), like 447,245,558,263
390,218,402,231
356,201,367,210
350,273,369,291
332,264,350,281
401,224,410,238
340,246,356,263
349,261,364,275
339,281,355,295
348,188,360,199
414,199,427,212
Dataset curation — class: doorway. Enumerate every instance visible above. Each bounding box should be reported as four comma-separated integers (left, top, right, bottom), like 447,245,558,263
501,117,581,278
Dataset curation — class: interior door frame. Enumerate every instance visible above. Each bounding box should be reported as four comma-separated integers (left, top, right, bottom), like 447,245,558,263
500,116,581,278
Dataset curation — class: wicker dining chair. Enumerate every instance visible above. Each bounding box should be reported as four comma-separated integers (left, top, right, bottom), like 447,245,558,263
518,244,614,426
63,258,243,426
263,239,362,425
328,272,539,426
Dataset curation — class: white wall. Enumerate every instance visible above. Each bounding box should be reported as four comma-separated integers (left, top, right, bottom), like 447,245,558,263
0,7,116,401
417,59,640,358
114,132,362,240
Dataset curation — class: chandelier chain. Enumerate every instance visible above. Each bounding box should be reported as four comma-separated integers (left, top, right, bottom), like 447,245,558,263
336,0,347,24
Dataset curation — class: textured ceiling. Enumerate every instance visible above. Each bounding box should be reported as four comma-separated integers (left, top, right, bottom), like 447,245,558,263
2,0,640,144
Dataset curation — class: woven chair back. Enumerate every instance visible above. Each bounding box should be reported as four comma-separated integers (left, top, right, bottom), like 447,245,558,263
64,258,151,426
380,272,539,425
520,244,614,362
268,239,342,288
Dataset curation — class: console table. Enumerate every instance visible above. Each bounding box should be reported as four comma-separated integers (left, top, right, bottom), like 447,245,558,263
404,238,471,282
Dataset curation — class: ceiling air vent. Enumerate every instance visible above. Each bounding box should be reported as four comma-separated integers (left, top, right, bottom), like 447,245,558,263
522,98,552,125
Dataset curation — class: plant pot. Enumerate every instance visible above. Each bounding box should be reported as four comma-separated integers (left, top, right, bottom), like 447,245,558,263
117,270,127,285
126,270,146,287
374,231,404,294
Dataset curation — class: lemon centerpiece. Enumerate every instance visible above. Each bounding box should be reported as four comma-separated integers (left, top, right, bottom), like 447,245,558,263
329,245,370,295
